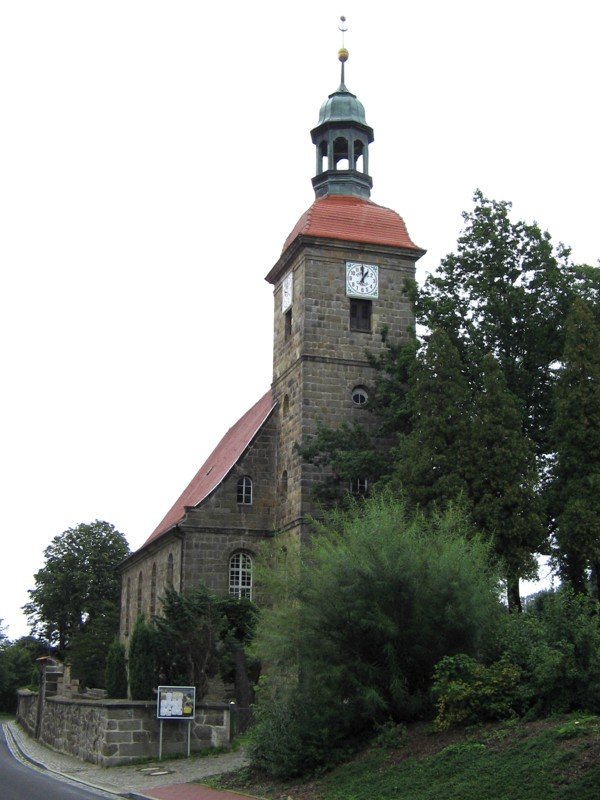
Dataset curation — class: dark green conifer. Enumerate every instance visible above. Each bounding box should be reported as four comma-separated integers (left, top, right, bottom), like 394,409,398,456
392,328,471,511
467,354,545,611
128,616,156,701
550,299,600,594
105,638,128,699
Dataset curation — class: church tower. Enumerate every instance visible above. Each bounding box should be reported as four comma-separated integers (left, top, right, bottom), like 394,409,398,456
266,46,425,540
118,41,425,636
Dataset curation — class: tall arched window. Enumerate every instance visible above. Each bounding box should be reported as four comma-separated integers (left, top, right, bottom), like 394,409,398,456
237,476,253,505
150,562,157,617
137,572,143,619
229,552,253,600
167,552,174,588
125,577,131,636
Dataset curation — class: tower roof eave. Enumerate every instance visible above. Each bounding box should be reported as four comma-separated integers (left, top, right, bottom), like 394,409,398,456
265,194,425,284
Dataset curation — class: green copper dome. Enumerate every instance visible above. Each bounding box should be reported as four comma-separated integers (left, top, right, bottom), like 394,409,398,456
316,82,368,127
310,47,375,200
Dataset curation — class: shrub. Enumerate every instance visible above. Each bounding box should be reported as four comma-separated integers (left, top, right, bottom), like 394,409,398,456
153,586,223,699
432,653,524,730
105,639,128,699
250,496,504,776
500,588,600,716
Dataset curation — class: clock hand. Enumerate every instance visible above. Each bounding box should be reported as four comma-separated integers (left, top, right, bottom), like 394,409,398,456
360,266,366,284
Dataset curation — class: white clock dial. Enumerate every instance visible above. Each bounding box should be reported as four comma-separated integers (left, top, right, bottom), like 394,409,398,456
281,272,293,312
346,262,379,298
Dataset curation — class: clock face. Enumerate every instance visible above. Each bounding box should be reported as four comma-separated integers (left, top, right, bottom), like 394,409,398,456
281,272,293,312
346,262,379,298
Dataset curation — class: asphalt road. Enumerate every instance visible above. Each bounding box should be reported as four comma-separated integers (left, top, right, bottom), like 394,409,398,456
0,726,117,800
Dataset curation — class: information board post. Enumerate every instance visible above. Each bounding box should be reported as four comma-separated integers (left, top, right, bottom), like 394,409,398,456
156,685,196,760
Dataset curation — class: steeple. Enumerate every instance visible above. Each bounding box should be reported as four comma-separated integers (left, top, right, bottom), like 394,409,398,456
310,22,374,200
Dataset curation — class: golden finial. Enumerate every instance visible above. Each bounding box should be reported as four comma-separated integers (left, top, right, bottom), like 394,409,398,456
338,16,349,83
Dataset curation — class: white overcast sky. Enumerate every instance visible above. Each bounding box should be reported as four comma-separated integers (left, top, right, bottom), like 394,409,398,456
1,1,598,640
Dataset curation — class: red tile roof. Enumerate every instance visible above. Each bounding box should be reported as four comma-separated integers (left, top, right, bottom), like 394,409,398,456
141,390,275,550
282,194,423,253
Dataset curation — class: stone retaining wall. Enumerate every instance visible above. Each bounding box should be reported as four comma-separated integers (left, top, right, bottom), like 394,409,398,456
16,691,232,766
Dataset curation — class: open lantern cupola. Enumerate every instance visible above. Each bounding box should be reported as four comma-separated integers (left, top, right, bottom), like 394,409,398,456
310,47,374,199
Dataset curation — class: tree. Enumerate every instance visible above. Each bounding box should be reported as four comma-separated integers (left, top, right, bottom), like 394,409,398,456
69,600,120,689
467,354,545,611
549,299,600,593
390,329,472,511
0,628,50,712
105,638,128,699
250,497,502,777
415,190,594,456
153,586,223,700
129,616,157,700
24,520,130,654
216,596,260,711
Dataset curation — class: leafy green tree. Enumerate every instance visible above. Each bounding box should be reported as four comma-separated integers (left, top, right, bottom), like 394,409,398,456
549,299,600,593
24,520,129,654
500,588,600,716
467,354,545,611
153,586,223,700
0,628,50,712
250,497,503,776
390,329,472,511
129,616,157,700
105,638,128,699
69,600,120,689
415,190,595,456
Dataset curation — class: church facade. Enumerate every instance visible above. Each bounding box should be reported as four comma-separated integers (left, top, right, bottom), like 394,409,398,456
119,50,425,639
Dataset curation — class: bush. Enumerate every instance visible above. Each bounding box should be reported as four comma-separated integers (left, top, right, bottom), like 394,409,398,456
105,639,128,699
501,588,600,716
432,653,524,730
250,496,504,776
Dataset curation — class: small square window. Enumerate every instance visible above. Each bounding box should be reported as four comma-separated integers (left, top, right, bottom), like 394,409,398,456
350,299,372,332
350,478,368,496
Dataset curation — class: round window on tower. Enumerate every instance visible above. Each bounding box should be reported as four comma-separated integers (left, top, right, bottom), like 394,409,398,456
352,386,368,406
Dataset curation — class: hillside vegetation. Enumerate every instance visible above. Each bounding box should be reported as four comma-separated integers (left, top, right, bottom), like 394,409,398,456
209,713,600,800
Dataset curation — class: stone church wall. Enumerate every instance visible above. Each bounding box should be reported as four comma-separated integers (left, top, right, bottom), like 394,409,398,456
120,535,182,642
179,415,278,594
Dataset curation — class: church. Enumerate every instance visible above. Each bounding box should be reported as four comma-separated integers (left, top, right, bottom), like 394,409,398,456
119,45,425,638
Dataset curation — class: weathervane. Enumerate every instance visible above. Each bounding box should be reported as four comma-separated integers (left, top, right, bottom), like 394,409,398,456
338,15,349,86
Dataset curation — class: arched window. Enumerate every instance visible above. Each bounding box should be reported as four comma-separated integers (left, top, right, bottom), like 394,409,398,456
354,139,365,172
229,552,253,599
281,470,288,495
317,140,327,173
237,476,253,505
137,572,143,619
125,577,131,636
333,136,349,169
167,552,174,588
150,562,157,617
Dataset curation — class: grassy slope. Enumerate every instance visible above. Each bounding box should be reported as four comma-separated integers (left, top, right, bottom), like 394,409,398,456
209,714,600,800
